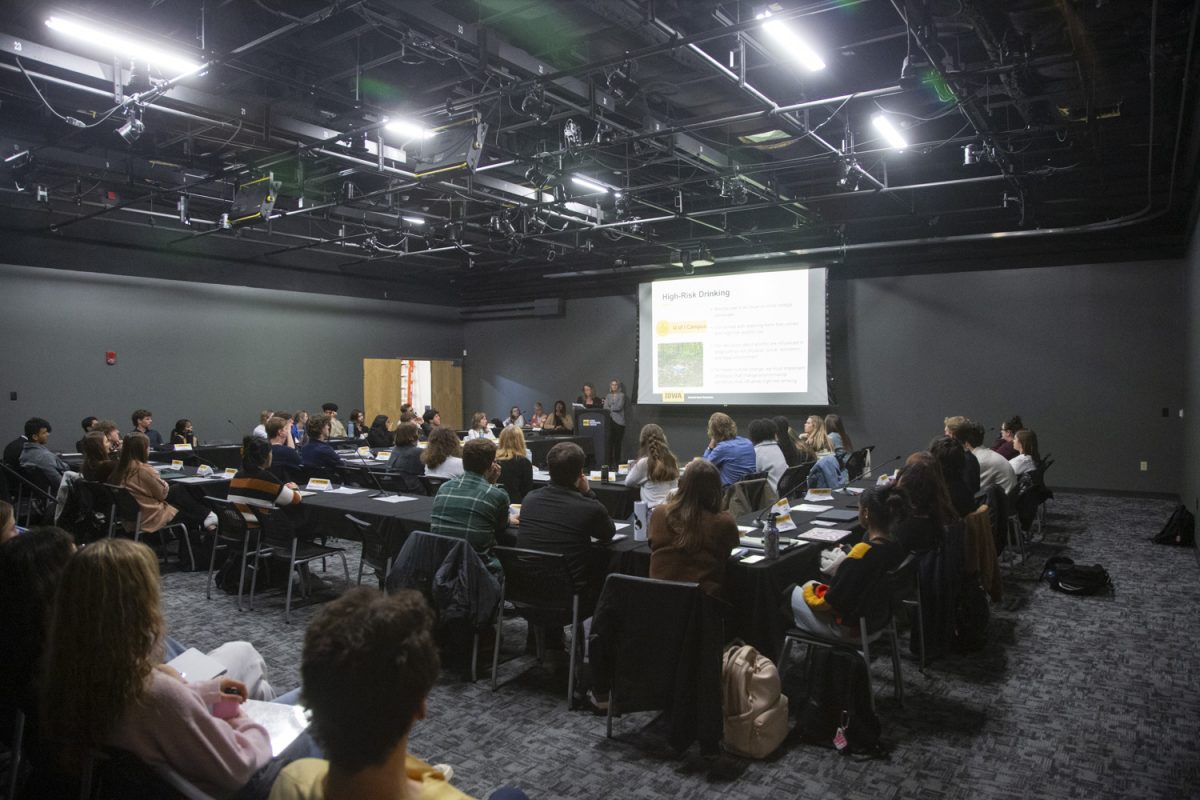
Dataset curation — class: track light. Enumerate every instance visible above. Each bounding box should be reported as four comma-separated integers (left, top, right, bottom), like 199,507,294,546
670,243,714,270
720,177,747,205
563,119,583,150
384,118,435,140
402,216,425,225
520,90,554,125
607,61,639,104
45,15,202,76
871,115,907,151
757,11,825,72
116,109,144,144
571,175,609,194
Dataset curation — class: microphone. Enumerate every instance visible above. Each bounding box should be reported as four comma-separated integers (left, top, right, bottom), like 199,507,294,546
866,454,906,482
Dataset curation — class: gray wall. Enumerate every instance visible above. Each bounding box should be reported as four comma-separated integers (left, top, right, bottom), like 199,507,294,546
465,259,1186,494
1186,220,1200,514
0,263,462,446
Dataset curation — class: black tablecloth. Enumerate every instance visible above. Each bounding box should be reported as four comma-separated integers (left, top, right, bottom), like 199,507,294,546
150,444,244,470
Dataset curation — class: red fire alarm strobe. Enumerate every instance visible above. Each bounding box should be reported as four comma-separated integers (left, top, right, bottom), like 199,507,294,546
106,351,117,366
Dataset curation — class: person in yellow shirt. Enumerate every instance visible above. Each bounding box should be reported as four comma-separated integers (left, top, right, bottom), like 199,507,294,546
269,588,528,800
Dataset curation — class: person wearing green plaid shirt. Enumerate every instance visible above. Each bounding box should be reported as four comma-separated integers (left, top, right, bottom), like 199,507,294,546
430,438,510,575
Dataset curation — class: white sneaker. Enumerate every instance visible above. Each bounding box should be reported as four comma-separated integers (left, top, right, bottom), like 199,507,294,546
432,763,454,781
203,511,219,531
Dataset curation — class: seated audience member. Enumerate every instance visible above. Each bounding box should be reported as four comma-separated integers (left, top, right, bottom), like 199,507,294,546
772,415,803,467
944,415,980,492
624,424,680,508
347,409,366,439
790,484,910,638
268,417,302,478
269,588,505,800
366,415,394,448
421,427,465,480
387,422,425,491
19,417,70,492
252,410,273,440
702,412,756,486
1009,429,1041,477
41,539,273,796
130,408,164,450
466,411,497,440
495,426,533,502
323,403,347,438
504,406,525,428
300,416,344,472
576,383,602,409
113,433,216,532
648,459,738,600
964,421,1016,493
421,408,442,440
80,431,117,484
75,416,99,452
824,413,854,459
517,441,614,596
929,435,977,518
430,439,508,574
0,500,15,543
292,410,309,445
800,414,834,455
4,426,28,470
273,412,297,448
171,419,197,447
992,415,1022,460
96,419,123,455
528,402,548,429
542,400,574,433
894,453,960,551
229,436,302,524
749,418,788,493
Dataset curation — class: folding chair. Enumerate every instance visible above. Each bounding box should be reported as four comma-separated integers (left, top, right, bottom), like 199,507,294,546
109,485,194,570
201,496,274,610
344,513,404,587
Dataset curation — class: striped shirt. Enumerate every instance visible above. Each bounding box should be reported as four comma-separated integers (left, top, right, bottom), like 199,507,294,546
430,471,509,574
228,467,301,524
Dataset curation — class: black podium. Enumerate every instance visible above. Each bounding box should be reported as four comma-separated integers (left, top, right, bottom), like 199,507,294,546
576,408,611,468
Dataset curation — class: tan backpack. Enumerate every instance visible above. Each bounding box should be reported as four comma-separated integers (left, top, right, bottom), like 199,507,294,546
721,643,789,759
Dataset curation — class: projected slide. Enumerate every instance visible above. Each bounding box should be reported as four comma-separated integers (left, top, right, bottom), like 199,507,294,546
636,268,828,406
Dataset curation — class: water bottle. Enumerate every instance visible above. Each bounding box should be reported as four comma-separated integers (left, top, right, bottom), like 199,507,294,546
764,512,780,561
601,464,610,483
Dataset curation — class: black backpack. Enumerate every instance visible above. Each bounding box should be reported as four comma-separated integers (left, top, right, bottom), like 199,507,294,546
794,647,886,757
1041,556,1112,596
951,579,989,652
1152,505,1195,547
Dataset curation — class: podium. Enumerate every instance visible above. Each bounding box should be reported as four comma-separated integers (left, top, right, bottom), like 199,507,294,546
576,408,611,468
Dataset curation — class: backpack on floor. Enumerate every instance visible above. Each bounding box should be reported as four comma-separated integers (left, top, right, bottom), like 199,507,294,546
1152,505,1195,546
721,643,789,759
794,648,885,757
1042,556,1112,596
951,579,989,652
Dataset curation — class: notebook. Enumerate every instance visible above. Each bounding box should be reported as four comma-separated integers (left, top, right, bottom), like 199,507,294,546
166,648,226,682
814,508,860,522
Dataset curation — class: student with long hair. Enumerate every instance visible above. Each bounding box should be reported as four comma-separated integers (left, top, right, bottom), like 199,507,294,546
112,433,215,532
824,413,853,456
386,422,425,493
40,539,272,794
495,425,533,502
80,430,116,484
1010,429,1041,477
543,400,574,433
466,411,497,440
365,415,394,448
801,414,833,455
772,415,803,467
421,427,464,479
894,453,960,551
170,419,197,447
0,499,15,544
648,459,739,599
749,418,788,493
624,423,680,507
702,412,756,486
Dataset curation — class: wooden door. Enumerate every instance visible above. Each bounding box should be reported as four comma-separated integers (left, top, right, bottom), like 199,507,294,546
430,360,463,429
363,358,405,426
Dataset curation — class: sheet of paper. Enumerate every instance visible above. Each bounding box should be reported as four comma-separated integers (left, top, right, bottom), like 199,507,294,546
328,486,366,495
533,469,552,481
296,490,317,498
611,533,627,541
740,554,766,564
240,700,310,757
793,503,833,513
174,476,219,484
845,487,865,495
167,648,226,682
737,525,759,534
798,527,850,542
804,490,834,503
809,520,838,527
373,494,417,504
614,522,631,531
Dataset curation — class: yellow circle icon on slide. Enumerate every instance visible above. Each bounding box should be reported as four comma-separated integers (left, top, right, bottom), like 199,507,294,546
655,320,670,337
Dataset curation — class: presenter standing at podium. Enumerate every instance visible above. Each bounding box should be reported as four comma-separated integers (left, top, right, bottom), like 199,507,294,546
603,379,626,466
577,383,603,409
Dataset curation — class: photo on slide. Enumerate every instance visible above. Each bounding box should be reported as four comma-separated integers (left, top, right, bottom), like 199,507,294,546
657,341,704,388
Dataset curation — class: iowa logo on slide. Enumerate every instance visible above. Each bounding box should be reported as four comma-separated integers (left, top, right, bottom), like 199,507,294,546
662,392,686,403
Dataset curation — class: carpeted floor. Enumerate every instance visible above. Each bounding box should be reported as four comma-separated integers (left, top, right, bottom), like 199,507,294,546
161,492,1200,799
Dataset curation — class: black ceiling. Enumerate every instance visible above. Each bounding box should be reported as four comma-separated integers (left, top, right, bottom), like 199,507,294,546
0,0,1196,305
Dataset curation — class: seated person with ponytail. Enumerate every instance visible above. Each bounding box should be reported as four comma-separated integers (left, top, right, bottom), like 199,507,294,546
114,433,216,533
790,484,911,639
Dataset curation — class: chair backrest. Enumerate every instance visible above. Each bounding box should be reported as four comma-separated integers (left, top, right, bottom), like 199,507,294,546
724,475,777,517
493,546,575,615
107,485,143,530
844,445,875,481
381,470,426,495
203,495,253,542
345,513,404,574
385,530,461,598
292,465,333,485
776,461,814,499
418,475,449,496
336,465,376,489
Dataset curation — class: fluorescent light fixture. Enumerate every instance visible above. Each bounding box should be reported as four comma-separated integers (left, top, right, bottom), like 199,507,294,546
45,16,201,75
571,175,609,194
384,119,435,140
757,11,825,72
402,216,425,225
871,114,908,151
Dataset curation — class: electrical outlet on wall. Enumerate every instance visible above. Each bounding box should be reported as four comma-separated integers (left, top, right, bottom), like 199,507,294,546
1139,461,1148,472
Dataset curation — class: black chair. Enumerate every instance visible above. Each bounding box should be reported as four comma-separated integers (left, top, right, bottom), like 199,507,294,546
258,508,350,623
109,485,194,570
202,496,274,611
777,461,815,500
380,469,426,495
844,445,876,482
344,513,404,587
6,463,57,527
80,745,217,800
335,465,379,490
75,479,118,542
589,574,723,751
491,546,582,707
724,471,774,516
418,475,449,496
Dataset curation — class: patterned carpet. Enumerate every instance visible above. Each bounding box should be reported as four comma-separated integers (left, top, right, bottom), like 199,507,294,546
161,493,1200,799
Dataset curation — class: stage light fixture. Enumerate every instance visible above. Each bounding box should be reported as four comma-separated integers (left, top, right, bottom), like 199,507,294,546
563,119,583,149
520,90,554,125
384,118,435,140
871,114,908,151
670,243,714,270
45,15,201,76
607,62,639,104
757,11,825,72
116,109,144,144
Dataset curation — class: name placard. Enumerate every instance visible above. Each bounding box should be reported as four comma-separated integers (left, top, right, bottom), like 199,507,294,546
173,443,193,451
170,460,184,471
223,468,238,478
305,478,332,491
375,450,391,461
357,446,372,457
